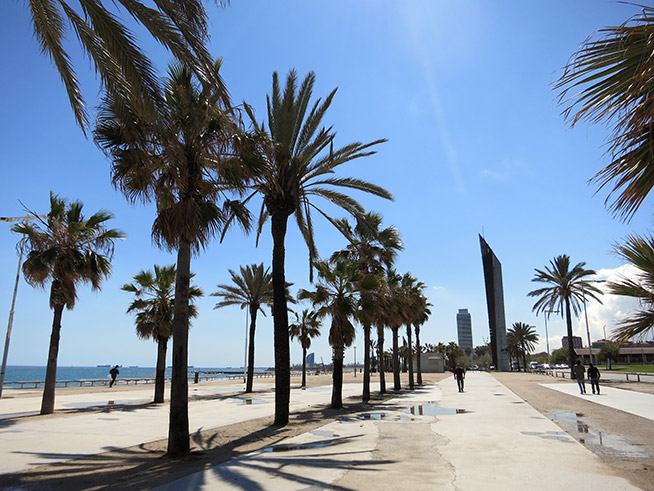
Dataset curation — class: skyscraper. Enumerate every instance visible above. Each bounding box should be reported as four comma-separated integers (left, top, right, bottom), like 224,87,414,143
456,309,473,351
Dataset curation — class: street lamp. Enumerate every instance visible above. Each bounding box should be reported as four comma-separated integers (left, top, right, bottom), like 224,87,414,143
0,214,47,398
543,309,559,356
353,346,357,377
581,280,603,366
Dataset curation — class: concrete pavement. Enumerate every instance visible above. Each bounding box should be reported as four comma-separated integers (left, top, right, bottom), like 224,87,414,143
156,373,645,490
0,372,651,489
542,382,654,421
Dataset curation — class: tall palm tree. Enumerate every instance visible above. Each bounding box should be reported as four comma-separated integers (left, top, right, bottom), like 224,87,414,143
25,0,226,133
399,273,426,390
528,255,603,375
331,212,402,402
95,61,251,458
211,264,273,393
556,7,654,221
240,70,393,424
380,270,404,391
299,259,360,409
122,265,202,403
289,308,321,387
607,234,654,342
13,193,123,414
414,297,431,385
507,322,539,372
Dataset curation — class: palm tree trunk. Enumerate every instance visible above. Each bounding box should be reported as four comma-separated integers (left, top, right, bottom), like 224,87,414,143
406,325,414,389
271,212,290,425
363,323,371,402
565,297,576,378
392,327,401,391
301,346,307,387
246,304,257,393
416,327,423,385
331,345,344,409
40,304,64,415
377,325,386,393
154,337,167,403
167,240,191,458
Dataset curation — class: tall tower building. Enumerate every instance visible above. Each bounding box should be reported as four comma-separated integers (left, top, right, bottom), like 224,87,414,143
456,309,473,351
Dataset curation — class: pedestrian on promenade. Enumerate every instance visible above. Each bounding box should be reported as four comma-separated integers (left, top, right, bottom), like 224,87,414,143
574,360,586,394
109,365,119,387
453,364,465,392
587,363,601,395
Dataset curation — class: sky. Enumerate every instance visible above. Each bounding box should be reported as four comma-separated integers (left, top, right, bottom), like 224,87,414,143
1,0,653,369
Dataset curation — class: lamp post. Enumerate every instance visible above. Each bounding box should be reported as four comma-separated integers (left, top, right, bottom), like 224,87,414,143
0,214,47,398
543,309,559,356
581,280,603,365
353,346,357,377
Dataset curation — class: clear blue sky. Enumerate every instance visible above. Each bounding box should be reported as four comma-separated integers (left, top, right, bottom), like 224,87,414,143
0,0,651,368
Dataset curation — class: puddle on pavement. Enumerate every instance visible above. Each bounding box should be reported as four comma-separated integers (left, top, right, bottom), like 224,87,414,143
264,442,328,452
310,430,336,437
547,411,649,458
230,398,266,405
358,412,386,420
404,403,470,416
64,399,148,408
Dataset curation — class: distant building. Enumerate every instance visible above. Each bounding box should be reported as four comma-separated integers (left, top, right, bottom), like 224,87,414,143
562,336,583,350
456,309,473,351
306,352,315,367
414,352,445,373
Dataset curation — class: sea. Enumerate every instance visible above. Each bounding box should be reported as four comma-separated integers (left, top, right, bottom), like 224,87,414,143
2,365,257,387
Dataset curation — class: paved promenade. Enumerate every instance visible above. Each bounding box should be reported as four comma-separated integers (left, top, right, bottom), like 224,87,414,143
0,372,651,490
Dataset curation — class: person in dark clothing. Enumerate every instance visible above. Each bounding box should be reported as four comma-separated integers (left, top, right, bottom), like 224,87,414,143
453,365,465,392
573,360,587,394
587,363,601,394
109,365,119,387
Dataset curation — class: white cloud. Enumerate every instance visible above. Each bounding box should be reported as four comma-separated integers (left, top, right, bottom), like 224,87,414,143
577,264,642,342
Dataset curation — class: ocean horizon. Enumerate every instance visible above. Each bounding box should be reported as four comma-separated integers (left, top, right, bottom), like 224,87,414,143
2,365,270,387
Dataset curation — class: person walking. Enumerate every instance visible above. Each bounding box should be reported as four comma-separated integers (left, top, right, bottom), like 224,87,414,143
109,365,119,387
573,360,586,394
453,364,465,392
587,363,601,395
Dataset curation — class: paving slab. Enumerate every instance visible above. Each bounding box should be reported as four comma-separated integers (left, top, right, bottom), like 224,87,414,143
0,383,358,475
158,372,640,490
541,382,654,421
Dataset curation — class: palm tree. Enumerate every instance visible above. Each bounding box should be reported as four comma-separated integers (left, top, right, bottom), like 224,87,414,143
95,61,251,458
25,0,226,133
399,273,426,390
13,193,123,414
289,308,321,387
331,212,402,402
607,234,654,343
299,259,359,409
122,265,202,403
507,322,539,372
528,255,603,376
240,70,393,424
556,7,654,221
380,270,404,391
412,293,431,385
211,264,273,393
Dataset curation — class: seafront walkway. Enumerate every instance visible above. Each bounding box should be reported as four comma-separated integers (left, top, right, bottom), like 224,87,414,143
0,372,651,489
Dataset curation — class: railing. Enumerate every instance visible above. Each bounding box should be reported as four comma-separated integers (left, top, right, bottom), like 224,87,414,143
544,369,654,382
3,371,305,390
